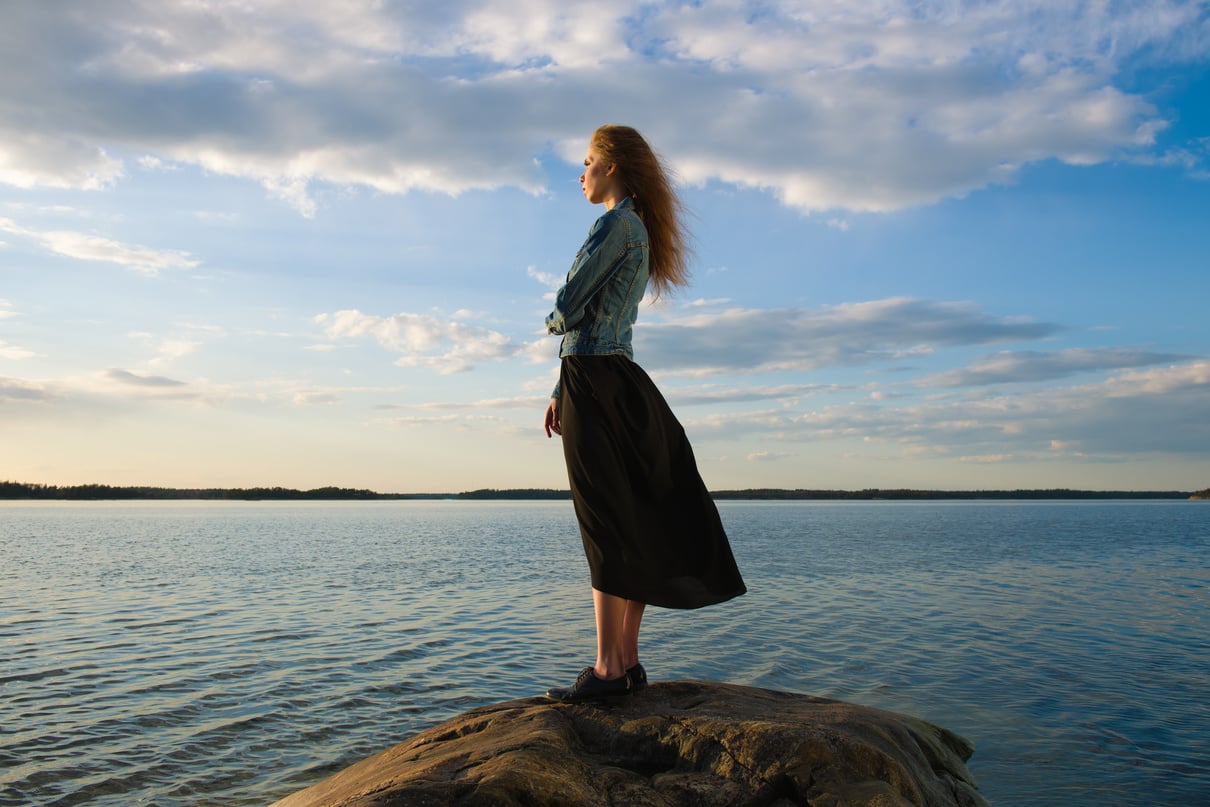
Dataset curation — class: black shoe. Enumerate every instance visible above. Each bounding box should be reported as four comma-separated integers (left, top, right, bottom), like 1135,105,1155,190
546,666,632,702
627,662,648,689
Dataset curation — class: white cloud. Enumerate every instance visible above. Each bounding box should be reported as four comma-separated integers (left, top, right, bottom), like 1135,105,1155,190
315,309,519,373
1099,359,1210,397
0,341,37,360
127,331,211,368
747,450,792,462
519,338,557,366
0,133,123,190
0,216,199,275
138,155,173,171
456,0,633,70
148,339,202,366
528,265,563,292
0,1,1203,212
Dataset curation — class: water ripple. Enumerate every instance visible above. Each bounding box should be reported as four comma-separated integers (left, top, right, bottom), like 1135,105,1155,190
1,500,1206,807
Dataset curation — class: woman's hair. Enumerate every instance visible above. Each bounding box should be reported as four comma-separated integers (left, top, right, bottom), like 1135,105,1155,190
591,124,690,297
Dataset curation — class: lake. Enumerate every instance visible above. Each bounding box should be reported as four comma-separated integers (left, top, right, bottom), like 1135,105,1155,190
2,500,1207,805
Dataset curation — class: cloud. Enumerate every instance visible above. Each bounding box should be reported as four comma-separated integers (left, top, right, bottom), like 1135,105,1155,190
0,302,31,359
105,369,188,388
682,360,1210,461
916,347,1193,387
3,368,408,414
148,339,202,366
293,391,340,405
1099,359,1210,397
311,297,1066,380
126,331,208,367
407,381,832,414
315,309,519,373
370,412,521,434
2,369,219,409
1,1,1204,213
528,265,563,297
1133,136,1210,179
747,450,792,462
0,377,52,402
0,340,37,360
639,297,1062,375
0,217,199,275
414,395,549,411
0,132,123,190
959,454,1012,464
664,383,834,406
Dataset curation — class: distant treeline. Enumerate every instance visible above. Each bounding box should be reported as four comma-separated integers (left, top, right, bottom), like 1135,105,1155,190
712,488,1200,500
456,488,571,500
2,481,1203,501
0,482,437,501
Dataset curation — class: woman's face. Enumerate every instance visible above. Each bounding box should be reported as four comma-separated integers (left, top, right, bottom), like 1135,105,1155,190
580,145,621,206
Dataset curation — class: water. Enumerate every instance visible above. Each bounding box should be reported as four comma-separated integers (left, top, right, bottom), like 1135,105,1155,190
2,500,1207,806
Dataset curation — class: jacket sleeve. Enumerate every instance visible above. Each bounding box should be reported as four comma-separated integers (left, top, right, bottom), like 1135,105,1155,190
545,211,626,336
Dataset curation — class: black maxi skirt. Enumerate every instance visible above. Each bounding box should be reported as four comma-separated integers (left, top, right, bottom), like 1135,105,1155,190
559,355,747,610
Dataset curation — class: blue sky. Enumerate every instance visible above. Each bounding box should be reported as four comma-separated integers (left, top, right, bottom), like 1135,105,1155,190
1,0,1208,493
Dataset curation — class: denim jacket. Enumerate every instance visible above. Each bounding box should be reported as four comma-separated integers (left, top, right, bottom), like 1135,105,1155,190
546,196,649,399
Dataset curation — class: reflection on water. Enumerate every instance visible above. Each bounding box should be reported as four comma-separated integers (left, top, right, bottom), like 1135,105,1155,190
1,500,1207,806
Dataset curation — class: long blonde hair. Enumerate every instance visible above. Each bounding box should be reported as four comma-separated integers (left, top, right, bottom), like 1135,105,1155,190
591,125,690,297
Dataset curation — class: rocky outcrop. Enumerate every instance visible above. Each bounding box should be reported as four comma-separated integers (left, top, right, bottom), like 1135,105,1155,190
273,680,988,807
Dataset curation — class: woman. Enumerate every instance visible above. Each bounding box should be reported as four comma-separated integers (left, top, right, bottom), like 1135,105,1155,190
543,125,747,702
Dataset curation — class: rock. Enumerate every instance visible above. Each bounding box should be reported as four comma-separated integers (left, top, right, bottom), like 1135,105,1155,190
272,680,988,807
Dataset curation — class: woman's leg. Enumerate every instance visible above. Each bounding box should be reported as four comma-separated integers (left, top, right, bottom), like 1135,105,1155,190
546,590,646,700
591,588,628,679
592,589,645,679
622,599,645,670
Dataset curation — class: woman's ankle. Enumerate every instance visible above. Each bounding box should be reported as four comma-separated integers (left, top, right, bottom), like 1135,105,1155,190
593,661,628,680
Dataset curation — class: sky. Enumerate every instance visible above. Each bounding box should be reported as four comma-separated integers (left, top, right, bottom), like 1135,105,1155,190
1,0,1208,494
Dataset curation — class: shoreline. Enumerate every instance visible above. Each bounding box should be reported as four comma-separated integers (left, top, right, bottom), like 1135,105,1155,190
2,481,1204,501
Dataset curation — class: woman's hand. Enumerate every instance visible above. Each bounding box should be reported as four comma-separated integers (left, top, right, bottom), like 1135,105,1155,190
544,397,562,438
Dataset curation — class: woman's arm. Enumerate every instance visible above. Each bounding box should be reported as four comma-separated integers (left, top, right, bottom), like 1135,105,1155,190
545,211,628,335
543,396,561,437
